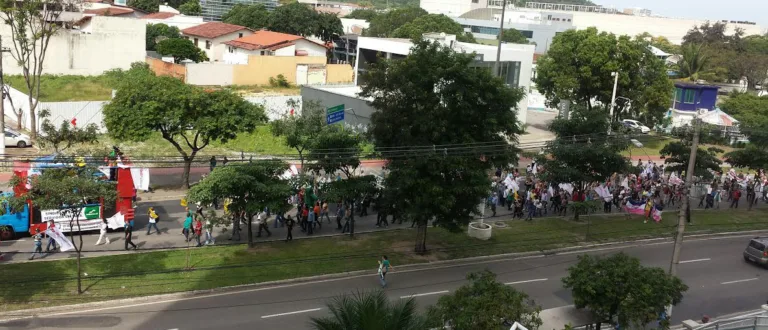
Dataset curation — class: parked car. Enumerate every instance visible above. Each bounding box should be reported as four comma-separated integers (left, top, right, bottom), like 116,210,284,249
743,237,768,268
5,130,31,148
621,119,651,134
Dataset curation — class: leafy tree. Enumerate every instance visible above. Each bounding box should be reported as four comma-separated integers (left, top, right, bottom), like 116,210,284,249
188,161,291,247
563,253,688,329
722,93,768,169
146,23,181,51
535,105,629,220
659,140,722,179
268,1,318,36
392,14,475,43
127,0,160,13
345,8,378,21
0,0,69,139
156,38,209,63
37,109,99,153
11,166,116,295
103,66,266,187
222,3,270,30
426,270,543,330
731,53,768,90
364,7,427,37
499,28,529,44
636,32,680,54
534,28,673,124
676,43,710,82
362,41,523,253
270,100,326,172
682,22,746,82
683,21,743,47
744,35,768,55
310,291,426,330
179,0,201,15
314,12,344,42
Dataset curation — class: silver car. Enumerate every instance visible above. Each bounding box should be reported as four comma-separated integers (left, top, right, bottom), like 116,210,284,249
743,237,768,268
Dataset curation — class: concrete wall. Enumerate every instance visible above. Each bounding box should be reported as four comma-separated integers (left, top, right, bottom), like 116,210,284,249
244,95,302,121
232,56,326,85
301,86,374,130
4,86,108,133
326,64,354,84
186,63,234,85
0,16,145,76
146,57,187,80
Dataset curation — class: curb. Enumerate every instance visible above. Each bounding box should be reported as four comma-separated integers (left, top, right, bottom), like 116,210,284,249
2,229,767,319
138,194,186,202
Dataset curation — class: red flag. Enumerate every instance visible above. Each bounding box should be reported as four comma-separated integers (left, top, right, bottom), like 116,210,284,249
289,108,295,116
70,118,77,126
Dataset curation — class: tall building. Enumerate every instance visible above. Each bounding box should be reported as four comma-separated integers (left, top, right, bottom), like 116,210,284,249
201,0,278,22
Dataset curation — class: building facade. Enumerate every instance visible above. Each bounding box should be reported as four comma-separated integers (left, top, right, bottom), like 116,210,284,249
223,30,328,65
456,9,573,53
201,0,278,22
181,22,253,62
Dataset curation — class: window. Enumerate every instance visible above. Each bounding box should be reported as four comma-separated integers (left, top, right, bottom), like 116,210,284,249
749,241,766,251
260,50,265,55
684,89,696,104
470,26,500,35
674,88,683,103
472,0,478,3
205,40,211,50
239,33,243,38
228,46,234,53
520,30,533,38
194,38,198,46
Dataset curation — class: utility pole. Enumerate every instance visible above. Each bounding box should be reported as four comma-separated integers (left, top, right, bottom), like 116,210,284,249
667,116,700,317
494,0,508,77
608,71,618,134
0,35,9,159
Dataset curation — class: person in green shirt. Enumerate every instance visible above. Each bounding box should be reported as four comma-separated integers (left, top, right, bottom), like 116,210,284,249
378,255,394,288
182,207,193,242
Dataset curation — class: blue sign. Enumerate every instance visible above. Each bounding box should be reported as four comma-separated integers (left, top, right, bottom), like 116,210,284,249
326,111,344,124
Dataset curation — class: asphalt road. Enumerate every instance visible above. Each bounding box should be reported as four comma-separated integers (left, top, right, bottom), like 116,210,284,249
2,234,766,330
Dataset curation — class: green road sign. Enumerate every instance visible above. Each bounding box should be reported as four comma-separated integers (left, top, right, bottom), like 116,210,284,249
327,104,344,114
84,205,101,220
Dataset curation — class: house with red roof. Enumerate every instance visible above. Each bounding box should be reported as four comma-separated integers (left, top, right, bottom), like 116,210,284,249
222,30,328,65
181,22,253,62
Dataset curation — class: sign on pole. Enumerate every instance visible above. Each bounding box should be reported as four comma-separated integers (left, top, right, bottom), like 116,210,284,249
326,104,345,125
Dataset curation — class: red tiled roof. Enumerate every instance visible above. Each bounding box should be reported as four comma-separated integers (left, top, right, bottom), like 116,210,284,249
141,12,177,19
182,22,249,39
84,7,134,16
223,30,328,51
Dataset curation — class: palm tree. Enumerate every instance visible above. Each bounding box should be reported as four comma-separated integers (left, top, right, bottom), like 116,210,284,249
310,291,426,330
677,43,710,81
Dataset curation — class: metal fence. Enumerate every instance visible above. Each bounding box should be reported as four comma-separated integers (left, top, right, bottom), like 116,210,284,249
695,316,768,330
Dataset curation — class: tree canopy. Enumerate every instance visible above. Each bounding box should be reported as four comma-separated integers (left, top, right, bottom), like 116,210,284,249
636,32,680,54
345,9,378,21
362,41,523,252
178,0,201,15
364,7,427,37
391,14,475,43
660,140,722,179
722,93,768,168
222,4,270,30
37,109,99,153
676,43,710,82
103,65,265,187
270,100,327,172
426,270,543,330
499,28,529,44
311,291,426,330
314,12,344,42
156,38,208,63
146,23,181,51
127,0,159,13
534,28,673,125
268,2,321,37
563,253,688,329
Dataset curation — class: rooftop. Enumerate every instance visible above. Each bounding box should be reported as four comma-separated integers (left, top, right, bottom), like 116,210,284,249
141,12,177,19
224,30,306,51
674,82,721,89
182,22,250,39
84,6,134,16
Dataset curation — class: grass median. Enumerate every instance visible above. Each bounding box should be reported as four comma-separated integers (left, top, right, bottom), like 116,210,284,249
1,207,767,312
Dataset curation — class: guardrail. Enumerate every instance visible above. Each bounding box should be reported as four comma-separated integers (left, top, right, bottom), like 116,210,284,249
694,316,768,330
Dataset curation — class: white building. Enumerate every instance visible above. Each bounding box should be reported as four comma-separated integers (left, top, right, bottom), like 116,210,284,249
455,9,573,53
0,15,145,76
222,30,328,65
181,22,253,62
355,33,534,123
142,12,204,30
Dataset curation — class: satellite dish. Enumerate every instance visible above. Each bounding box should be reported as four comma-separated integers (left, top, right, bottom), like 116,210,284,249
697,109,708,116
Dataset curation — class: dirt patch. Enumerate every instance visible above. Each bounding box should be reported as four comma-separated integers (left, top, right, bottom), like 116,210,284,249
391,240,448,261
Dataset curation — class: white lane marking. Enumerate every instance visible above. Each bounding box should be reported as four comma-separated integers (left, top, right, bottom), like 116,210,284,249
261,308,322,319
505,278,548,285
721,278,759,285
679,258,711,264
399,290,449,299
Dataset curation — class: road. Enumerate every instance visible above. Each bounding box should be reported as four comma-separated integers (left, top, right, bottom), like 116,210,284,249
2,234,766,330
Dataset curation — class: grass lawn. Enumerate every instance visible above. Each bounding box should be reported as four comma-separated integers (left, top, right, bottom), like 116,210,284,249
1,208,767,312
477,39,499,46
5,75,114,102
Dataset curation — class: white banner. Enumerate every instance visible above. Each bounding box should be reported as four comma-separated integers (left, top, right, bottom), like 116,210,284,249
130,168,150,191
106,212,126,230
45,227,75,252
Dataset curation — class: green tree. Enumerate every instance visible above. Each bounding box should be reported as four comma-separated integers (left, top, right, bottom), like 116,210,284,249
103,66,266,187
534,28,673,124
156,38,209,63
683,21,746,82
392,14,475,43
268,2,318,36
362,41,523,253
37,109,99,153
188,161,292,248
535,105,629,220
146,23,181,51
270,100,326,172
11,166,116,294
637,32,680,54
426,270,543,330
676,43,710,82
345,8,378,20
222,3,270,30
127,0,160,13
722,93,768,169
311,291,426,330
499,28,529,44
659,140,722,179
364,7,427,37
314,12,344,42
178,0,201,15
563,253,688,329
731,53,768,90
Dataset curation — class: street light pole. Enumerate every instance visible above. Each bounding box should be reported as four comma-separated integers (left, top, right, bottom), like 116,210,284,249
0,36,10,159
494,0,508,77
609,71,618,134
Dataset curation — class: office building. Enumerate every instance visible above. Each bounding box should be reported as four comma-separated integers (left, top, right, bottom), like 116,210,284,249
201,0,278,22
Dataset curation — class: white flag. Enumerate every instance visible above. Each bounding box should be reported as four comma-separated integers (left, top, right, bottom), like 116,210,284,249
45,227,75,252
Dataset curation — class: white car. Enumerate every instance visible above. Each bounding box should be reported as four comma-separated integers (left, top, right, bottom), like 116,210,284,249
621,119,650,134
5,130,31,148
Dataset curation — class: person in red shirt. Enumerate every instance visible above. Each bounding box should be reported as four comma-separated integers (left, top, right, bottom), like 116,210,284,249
313,202,322,230
193,218,204,247
301,206,309,232
730,189,742,209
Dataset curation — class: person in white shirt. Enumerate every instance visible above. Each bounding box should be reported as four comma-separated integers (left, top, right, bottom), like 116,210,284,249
95,218,110,245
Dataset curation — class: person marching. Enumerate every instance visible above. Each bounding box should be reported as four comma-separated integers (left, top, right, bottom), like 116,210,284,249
147,207,160,235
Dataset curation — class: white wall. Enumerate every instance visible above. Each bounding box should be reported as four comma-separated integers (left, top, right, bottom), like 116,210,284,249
420,0,472,17
295,39,328,57
223,50,249,64
4,86,108,133
186,30,254,62
0,16,145,76
186,63,235,85
244,96,303,121
275,45,296,56
145,16,205,30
